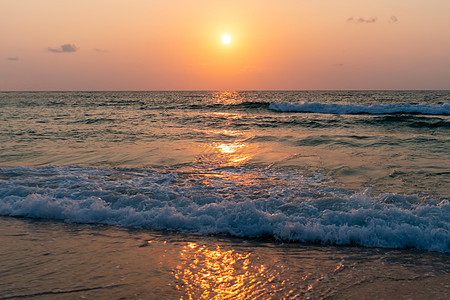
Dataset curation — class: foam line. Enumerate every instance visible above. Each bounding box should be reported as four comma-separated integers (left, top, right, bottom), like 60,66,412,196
269,102,450,115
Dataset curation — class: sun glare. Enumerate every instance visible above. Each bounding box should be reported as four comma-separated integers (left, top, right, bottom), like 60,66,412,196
221,34,232,45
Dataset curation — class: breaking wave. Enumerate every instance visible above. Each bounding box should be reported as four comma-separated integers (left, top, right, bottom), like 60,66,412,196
269,102,450,115
1,166,448,253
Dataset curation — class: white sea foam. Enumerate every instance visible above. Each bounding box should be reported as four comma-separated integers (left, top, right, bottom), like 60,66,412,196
269,102,450,115
0,166,449,252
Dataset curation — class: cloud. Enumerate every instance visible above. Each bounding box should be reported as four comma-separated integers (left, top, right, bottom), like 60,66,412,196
347,17,377,24
332,63,344,67
48,44,78,53
389,16,399,23
6,57,19,61
94,48,109,53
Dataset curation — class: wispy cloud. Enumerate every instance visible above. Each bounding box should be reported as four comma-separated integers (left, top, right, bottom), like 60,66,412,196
94,48,109,53
347,17,377,24
389,16,399,23
6,57,19,61
48,44,78,53
332,63,344,67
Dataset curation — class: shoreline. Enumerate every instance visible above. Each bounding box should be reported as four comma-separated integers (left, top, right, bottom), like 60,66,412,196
1,216,449,299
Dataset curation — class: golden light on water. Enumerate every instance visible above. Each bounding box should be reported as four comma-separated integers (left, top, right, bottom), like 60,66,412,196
202,91,254,167
211,112,243,120
215,142,246,154
175,242,285,300
173,241,351,299
213,142,252,166
193,129,242,137
212,91,244,105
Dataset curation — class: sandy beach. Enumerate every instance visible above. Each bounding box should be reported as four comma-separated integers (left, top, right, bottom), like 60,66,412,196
1,216,449,299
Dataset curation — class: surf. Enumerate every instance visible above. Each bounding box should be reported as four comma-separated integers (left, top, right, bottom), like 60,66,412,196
1,165,448,253
269,101,450,115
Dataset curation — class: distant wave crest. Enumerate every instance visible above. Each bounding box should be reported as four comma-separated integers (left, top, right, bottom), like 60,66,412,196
269,102,450,115
188,101,270,110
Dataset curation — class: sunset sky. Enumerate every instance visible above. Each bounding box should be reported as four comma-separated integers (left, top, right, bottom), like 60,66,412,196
1,0,450,91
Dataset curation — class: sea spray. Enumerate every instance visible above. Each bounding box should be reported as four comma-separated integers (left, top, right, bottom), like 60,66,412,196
1,166,448,252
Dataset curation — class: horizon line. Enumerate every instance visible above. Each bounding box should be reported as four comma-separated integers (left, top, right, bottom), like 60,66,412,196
1,89,450,93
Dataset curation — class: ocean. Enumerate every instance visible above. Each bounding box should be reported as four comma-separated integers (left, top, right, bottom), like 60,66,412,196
0,91,449,299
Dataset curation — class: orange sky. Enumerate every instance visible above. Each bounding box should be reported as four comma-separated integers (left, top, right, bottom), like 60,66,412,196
1,0,450,90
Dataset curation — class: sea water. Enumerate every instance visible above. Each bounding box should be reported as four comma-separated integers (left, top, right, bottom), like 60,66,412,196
0,91,449,298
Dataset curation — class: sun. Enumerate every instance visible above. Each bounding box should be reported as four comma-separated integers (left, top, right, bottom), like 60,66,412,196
221,34,232,45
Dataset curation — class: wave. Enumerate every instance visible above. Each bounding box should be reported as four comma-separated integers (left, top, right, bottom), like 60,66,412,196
1,166,449,253
269,102,450,115
366,115,450,129
188,101,270,110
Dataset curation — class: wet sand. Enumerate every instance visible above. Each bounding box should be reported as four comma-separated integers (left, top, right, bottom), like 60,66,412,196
1,216,449,299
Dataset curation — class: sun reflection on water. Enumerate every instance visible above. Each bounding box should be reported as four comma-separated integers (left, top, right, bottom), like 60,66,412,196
174,243,290,300
192,91,258,168
211,112,243,120
211,91,246,105
211,142,253,166
192,128,243,137
215,142,252,165
196,139,254,168
215,142,246,154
